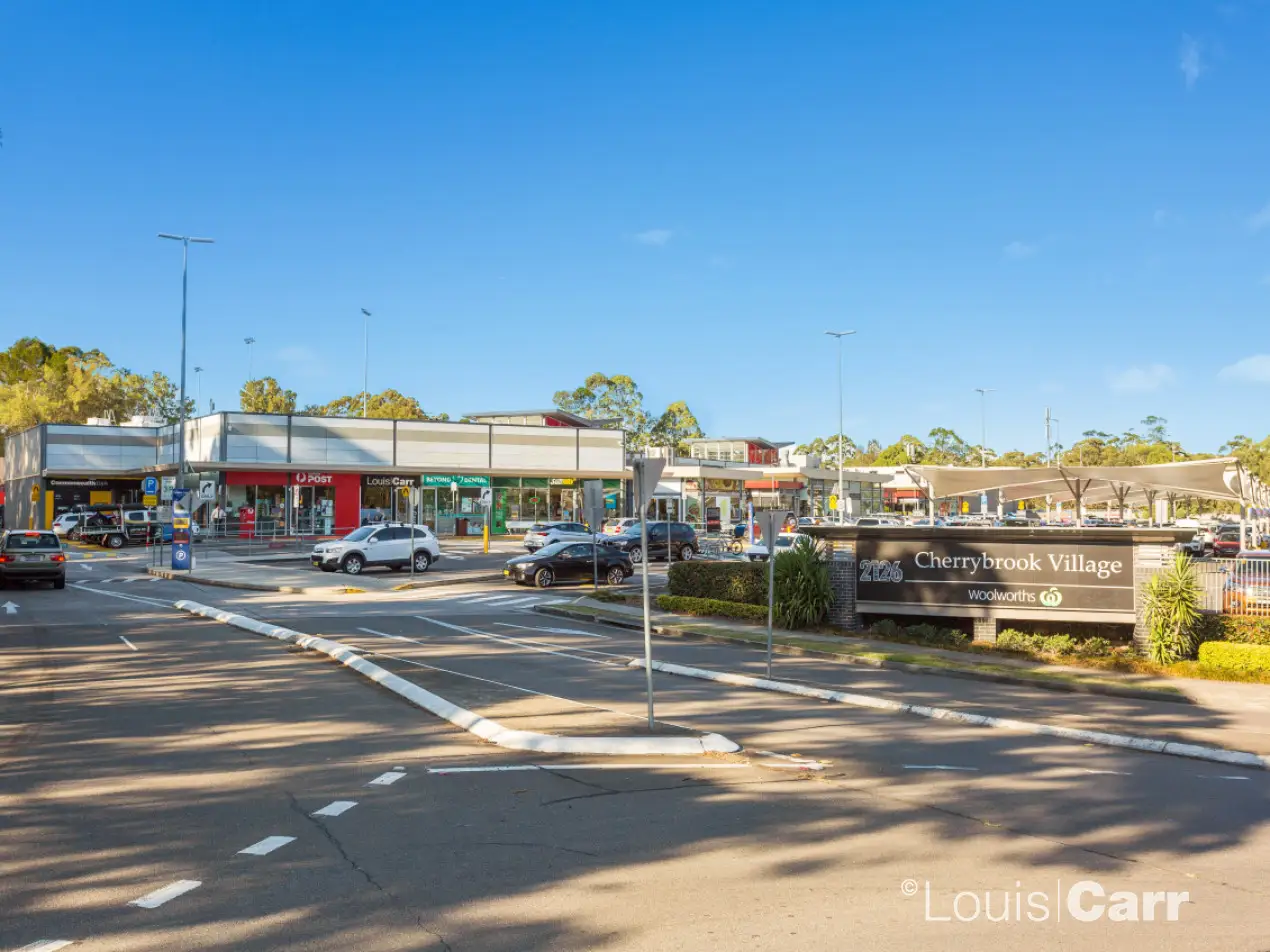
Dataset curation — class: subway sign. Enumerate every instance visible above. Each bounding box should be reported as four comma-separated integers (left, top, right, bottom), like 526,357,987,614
855,538,1135,614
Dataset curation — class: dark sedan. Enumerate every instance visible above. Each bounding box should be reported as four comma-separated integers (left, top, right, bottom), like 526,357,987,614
0,530,67,589
504,541,634,588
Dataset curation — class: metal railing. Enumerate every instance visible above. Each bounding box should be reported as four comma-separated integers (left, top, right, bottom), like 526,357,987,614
1195,557,1270,615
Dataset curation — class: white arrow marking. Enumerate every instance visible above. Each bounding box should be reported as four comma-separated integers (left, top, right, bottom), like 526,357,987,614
2,602,17,615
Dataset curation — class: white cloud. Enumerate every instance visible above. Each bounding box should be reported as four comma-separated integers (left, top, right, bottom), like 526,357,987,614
1002,240,1036,260
1179,34,1204,88
1218,354,1270,384
1108,363,1176,392
1247,202,1270,233
633,229,673,246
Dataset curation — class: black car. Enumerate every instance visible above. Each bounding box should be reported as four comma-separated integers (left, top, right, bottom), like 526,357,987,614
0,530,67,589
504,541,634,588
601,521,698,564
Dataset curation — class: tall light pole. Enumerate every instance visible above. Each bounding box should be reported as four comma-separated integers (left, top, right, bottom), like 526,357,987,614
244,337,256,382
825,330,856,524
361,308,372,417
158,233,215,487
974,387,996,467
194,366,204,414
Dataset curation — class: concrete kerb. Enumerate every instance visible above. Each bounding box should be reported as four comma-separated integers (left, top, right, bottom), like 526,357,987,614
390,572,505,591
149,567,364,595
625,657,1268,771
172,599,740,757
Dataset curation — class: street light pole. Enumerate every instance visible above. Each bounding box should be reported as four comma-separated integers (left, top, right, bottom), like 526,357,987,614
824,330,856,524
158,233,214,488
244,337,256,383
194,366,204,414
361,308,372,418
974,387,996,467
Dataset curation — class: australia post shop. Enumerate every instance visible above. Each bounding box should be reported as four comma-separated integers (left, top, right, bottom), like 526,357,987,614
3,412,630,537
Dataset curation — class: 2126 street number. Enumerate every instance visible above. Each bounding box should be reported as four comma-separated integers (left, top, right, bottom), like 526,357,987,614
859,559,904,582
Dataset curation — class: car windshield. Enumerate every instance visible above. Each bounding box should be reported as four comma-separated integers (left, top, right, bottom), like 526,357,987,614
343,526,377,542
5,533,60,550
534,542,571,556
775,536,797,548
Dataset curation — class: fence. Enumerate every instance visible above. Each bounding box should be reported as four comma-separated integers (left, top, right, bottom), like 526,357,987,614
1194,557,1270,615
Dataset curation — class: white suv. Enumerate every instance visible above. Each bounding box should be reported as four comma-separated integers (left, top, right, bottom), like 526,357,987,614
523,521,598,552
311,523,441,575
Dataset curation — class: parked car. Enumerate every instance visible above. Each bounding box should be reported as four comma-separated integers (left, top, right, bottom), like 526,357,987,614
504,541,634,588
744,531,812,562
602,521,698,564
311,523,441,575
855,516,904,527
1222,553,1270,615
522,521,598,552
51,511,86,539
603,517,639,536
78,505,162,549
1212,529,1244,558
0,530,67,589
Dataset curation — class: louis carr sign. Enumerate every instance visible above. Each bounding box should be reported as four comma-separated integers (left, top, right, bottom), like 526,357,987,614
855,538,1135,615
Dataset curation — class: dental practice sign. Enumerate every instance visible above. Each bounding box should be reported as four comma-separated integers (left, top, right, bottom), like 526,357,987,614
856,539,1135,614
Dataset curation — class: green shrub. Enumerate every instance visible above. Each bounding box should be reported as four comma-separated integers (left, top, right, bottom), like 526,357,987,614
869,619,904,639
995,629,1041,653
656,594,769,621
1211,615,1270,646
996,630,1113,658
1143,552,1204,664
1197,641,1270,678
773,536,834,629
668,561,767,605
1075,637,1113,658
1041,634,1078,655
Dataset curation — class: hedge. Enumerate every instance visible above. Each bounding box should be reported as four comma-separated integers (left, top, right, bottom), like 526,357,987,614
668,561,768,605
656,594,769,621
1210,615,1270,646
1197,641,1270,677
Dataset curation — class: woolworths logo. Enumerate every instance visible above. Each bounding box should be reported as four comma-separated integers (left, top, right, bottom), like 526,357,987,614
1039,587,1063,607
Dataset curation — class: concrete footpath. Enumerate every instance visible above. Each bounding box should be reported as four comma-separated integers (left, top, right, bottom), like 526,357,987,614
539,596,1270,759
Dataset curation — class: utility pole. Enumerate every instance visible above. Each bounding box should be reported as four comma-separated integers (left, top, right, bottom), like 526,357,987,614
194,366,204,415
361,308,372,418
974,388,996,467
158,233,215,489
244,337,256,383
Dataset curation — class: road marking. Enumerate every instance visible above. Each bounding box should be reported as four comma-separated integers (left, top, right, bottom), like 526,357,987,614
461,594,519,603
494,622,609,639
427,763,755,774
1081,769,1131,775
414,616,625,665
368,770,407,786
238,835,296,856
119,636,139,651
71,584,171,608
16,941,75,952
2,601,18,615
312,800,358,817
357,626,411,641
443,554,467,561
1199,774,1252,781
500,596,544,608
902,765,979,772
129,879,202,908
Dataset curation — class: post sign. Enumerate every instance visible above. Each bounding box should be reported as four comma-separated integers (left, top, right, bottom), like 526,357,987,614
854,538,1135,615
161,476,176,502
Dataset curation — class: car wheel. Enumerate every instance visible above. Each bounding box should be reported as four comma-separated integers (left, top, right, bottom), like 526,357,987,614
341,553,365,575
413,551,432,572
628,545,643,564
107,534,124,549
53,577,65,590
534,567,554,588
605,565,625,585
678,544,694,561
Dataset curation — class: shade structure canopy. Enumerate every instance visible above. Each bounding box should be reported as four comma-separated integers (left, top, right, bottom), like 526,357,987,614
903,459,1269,513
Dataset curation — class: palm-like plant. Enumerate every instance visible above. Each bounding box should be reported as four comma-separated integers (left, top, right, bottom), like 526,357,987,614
1142,552,1204,664
774,536,834,629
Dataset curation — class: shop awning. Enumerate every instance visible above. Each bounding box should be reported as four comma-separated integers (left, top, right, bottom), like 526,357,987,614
744,479,804,490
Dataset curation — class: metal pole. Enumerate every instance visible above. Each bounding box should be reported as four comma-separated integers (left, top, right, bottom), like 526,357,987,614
361,308,371,418
836,337,844,523
766,534,776,679
638,461,655,729
178,239,189,484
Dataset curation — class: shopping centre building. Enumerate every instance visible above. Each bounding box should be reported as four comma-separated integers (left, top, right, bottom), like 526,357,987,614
3,410,628,536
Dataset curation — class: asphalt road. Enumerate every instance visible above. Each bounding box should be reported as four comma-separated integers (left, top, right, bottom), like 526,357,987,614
4,556,1270,950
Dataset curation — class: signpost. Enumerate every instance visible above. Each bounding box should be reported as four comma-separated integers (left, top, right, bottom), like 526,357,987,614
757,509,789,678
143,475,159,508
479,486,493,554
633,457,666,728
161,476,176,503
171,489,191,571
583,479,606,591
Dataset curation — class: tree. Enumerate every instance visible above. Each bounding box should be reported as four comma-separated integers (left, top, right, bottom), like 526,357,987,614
1141,415,1170,444
873,435,928,466
553,373,651,446
240,377,298,414
302,389,447,420
649,401,704,454
924,427,973,465
794,435,861,469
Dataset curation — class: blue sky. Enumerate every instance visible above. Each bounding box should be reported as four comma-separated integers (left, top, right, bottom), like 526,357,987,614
2,1,1268,454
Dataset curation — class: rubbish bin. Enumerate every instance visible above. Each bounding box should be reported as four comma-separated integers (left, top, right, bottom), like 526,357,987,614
455,518,469,537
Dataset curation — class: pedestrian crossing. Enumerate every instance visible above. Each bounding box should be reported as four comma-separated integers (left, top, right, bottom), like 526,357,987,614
73,576,166,585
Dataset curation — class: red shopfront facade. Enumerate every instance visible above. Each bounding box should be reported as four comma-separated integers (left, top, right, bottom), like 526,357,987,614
225,471,360,536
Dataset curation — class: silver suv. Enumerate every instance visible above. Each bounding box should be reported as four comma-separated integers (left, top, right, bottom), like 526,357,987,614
312,523,441,575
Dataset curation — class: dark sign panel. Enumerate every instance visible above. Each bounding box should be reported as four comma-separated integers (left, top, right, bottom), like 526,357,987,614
362,475,420,489
856,538,1135,613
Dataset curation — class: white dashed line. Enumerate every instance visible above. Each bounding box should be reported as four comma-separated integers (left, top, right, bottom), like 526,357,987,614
356,627,411,641
118,636,139,651
312,800,358,817
902,765,979,772
1200,774,1252,781
494,622,608,638
129,879,202,908
1081,769,1131,775
367,771,406,786
427,763,754,774
16,941,75,952
238,835,296,856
